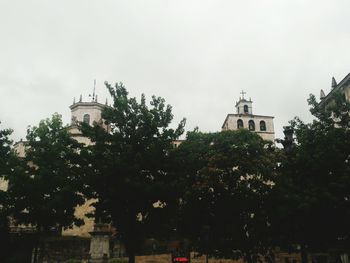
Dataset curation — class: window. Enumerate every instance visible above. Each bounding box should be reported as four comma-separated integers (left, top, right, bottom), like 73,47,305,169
71,116,77,125
83,114,90,125
260,120,266,131
248,120,255,131
237,119,244,129
244,105,249,113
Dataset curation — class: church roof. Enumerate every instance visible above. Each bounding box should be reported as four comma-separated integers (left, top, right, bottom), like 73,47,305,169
69,101,107,110
319,73,350,107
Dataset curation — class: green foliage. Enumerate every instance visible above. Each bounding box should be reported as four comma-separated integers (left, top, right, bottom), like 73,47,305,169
0,122,15,259
0,122,13,177
7,113,85,232
81,82,186,262
271,91,350,256
172,129,279,261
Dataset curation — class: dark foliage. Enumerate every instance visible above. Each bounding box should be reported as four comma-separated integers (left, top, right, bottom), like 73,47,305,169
270,92,350,262
81,82,186,263
172,129,279,262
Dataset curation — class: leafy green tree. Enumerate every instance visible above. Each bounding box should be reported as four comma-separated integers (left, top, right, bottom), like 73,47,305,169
6,114,85,262
0,123,14,259
271,92,350,263
81,82,186,263
172,129,279,263
0,123,14,177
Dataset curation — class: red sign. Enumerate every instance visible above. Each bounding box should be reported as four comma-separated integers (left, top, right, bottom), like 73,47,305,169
173,257,189,262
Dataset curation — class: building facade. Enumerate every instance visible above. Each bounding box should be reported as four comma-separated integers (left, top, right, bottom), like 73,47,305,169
221,93,275,141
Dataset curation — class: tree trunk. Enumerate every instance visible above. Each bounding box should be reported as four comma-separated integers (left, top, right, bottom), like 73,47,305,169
128,251,135,263
33,227,45,263
246,254,254,263
301,244,308,263
32,232,40,263
32,246,38,263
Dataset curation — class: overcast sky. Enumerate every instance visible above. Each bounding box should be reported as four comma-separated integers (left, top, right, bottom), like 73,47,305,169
1,0,350,141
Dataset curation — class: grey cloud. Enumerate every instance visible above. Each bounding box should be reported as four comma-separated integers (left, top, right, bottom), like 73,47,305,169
1,0,350,141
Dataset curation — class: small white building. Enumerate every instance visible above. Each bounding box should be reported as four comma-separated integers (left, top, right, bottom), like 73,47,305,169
221,92,275,141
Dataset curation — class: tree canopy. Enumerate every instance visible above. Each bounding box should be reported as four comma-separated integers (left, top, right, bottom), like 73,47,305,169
2,85,350,263
270,92,350,262
172,129,279,262
7,113,85,233
81,82,186,263
0,123,15,259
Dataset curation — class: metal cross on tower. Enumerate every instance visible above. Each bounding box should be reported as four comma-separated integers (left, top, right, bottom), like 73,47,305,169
240,90,246,99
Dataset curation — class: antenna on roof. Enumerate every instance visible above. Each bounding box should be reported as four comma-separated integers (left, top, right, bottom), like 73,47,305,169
92,79,96,101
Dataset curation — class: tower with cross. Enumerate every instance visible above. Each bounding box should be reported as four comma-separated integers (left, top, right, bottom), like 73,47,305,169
236,90,253,115
240,90,246,99
221,91,275,141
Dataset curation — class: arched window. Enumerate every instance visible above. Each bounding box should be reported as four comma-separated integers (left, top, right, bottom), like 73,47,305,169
237,119,244,129
248,120,255,131
244,105,249,114
260,120,266,131
83,114,90,125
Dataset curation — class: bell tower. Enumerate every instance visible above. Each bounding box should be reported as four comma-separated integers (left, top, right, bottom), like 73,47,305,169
235,90,253,115
222,91,275,141
68,83,109,145
69,94,105,126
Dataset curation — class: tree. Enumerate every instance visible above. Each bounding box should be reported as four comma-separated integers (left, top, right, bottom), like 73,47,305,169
81,82,186,263
0,123,15,259
172,129,279,263
6,114,85,262
270,92,350,263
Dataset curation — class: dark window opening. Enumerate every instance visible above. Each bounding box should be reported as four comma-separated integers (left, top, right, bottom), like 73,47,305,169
237,119,244,129
248,120,255,131
83,114,90,125
244,105,249,113
260,120,266,131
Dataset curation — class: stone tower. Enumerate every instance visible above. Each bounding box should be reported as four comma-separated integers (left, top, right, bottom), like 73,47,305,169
68,94,108,145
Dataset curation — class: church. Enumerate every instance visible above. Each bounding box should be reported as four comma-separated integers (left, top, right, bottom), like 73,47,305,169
221,91,275,141
319,73,350,106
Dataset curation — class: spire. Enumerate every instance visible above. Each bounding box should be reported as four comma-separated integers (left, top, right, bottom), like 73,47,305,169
95,94,98,102
73,97,76,104
92,79,96,101
79,94,82,102
320,89,326,100
332,77,337,88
